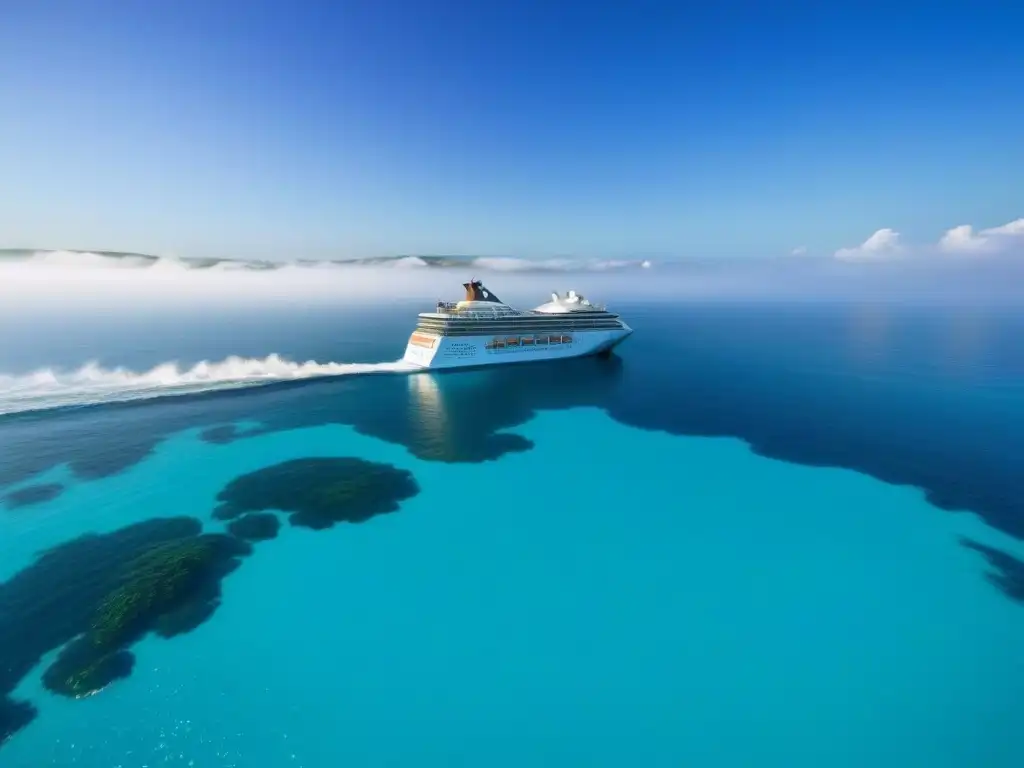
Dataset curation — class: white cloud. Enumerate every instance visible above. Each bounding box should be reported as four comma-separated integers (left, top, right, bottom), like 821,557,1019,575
791,245,808,256
831,217,1022,261
938,217,1024,254
834,228,903,260
938,224,988,253
987,218,1024,236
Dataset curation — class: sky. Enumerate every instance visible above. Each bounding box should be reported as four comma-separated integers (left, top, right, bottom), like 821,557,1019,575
1,0,1022,261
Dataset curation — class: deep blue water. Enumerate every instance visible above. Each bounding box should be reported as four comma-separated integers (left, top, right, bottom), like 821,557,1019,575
1,299,1023,767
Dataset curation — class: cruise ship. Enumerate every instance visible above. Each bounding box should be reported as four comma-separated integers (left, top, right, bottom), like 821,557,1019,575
401,280,633,369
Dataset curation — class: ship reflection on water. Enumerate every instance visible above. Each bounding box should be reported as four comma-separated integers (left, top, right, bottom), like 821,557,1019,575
401,355,627,463
406,373,456,461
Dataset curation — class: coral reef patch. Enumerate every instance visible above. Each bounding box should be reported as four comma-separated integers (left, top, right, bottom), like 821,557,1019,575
87,533,251,650
41,640,136,699
0,517,251,746
213,457,420,530
226,512,281,541
0,455,421,749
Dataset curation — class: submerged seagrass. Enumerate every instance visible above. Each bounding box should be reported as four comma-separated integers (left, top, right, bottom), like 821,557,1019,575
42,640,136,699
0,455,422,748
227,512,282,541
213,457,420,530
89,534,250,649
0,518,251,740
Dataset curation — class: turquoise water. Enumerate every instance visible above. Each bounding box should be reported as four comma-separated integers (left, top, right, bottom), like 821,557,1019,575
3,389,1022,766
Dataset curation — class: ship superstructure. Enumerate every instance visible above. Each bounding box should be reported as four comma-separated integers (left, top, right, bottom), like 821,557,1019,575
401,280,632,369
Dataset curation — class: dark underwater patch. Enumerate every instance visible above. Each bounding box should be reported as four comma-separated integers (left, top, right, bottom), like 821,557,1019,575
0,696,37,747
0,411,165,487
0,517,252,746
0,448,423,747
960,538,1024,603
86,533,251,651
41,641,136,699
227,511,281,541
2,482,63,509
200,424,240,444
213,457,420,530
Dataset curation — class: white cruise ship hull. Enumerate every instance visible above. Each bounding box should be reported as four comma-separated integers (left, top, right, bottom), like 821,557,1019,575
402,326,632,369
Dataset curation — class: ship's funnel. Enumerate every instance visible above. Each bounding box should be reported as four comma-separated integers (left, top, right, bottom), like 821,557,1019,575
463,280,502,304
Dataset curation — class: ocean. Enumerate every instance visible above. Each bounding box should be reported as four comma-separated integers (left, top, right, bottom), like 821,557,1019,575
1,256,1023,767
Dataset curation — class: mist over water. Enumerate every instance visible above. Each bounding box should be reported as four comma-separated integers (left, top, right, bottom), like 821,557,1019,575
2,248,1023,313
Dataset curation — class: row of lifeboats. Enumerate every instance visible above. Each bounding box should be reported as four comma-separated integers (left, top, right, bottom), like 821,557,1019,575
485,335,572,350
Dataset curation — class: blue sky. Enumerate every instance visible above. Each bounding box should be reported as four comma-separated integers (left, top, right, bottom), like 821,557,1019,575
2,0,1022,260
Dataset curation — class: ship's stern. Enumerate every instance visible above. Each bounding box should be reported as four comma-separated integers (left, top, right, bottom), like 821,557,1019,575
402,331,441,368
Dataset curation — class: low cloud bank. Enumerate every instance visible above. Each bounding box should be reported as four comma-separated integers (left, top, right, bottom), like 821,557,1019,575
831,216,1023,260
1,236,1021,314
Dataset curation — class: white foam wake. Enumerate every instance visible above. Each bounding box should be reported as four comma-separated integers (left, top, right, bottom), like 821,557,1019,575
0,354,419,416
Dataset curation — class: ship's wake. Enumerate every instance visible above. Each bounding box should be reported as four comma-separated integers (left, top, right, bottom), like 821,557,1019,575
0,354,419,416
